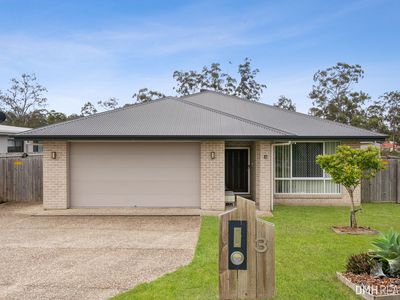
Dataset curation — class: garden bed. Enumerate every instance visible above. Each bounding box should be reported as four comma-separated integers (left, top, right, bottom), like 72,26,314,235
337,272,400,300
332,226,379,235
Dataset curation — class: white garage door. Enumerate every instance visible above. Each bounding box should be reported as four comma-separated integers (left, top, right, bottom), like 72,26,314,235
70,142,200,208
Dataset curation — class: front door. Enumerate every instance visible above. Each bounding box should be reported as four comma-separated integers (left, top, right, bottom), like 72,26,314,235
225,148,249,193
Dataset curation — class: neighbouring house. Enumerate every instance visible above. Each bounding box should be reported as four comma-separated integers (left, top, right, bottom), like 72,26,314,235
381,141,400,152
0,124,42,154
16,91,386,211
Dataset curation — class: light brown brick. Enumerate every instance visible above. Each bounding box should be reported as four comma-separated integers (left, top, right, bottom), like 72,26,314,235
43,141,69,209
200,141,225,210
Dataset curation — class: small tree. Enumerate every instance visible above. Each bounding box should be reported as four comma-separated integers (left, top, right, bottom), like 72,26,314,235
316,145,385,228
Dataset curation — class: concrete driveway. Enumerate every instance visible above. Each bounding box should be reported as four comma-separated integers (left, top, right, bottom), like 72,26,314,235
0,202,201,300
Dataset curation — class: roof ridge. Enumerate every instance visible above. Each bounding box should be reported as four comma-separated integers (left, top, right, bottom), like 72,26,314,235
18,97,174,135
176,98,292,135
185,90,384,137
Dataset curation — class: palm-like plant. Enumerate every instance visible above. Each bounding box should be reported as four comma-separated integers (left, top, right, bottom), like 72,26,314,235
370,229,400,277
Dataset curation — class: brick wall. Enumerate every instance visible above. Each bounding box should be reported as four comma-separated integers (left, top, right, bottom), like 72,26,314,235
200,141,225,210
43,141,69,209
255,141,272,211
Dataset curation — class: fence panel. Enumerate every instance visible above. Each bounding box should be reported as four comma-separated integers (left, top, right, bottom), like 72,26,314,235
0,154,42,203
361,158,398,203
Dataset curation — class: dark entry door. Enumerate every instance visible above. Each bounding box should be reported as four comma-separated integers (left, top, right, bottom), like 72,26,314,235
225,148,249,193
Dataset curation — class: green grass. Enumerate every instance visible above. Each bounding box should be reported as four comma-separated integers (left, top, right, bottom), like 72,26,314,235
112,203,400,300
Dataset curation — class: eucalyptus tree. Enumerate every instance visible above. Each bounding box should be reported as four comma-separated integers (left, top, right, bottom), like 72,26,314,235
274,95,296,111
309,63,369,127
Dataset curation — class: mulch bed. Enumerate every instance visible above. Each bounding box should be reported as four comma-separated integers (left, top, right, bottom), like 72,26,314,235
343,272,400,296
332,226,379,235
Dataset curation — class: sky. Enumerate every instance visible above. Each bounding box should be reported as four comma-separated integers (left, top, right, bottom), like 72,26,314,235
0,0,399,115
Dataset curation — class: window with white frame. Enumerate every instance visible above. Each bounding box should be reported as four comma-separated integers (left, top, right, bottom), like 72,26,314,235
274,141,341,194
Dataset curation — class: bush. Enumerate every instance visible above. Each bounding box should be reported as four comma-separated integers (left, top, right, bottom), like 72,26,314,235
346,253,373,274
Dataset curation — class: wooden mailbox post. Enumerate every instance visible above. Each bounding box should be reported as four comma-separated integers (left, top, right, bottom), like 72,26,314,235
219,196,275,299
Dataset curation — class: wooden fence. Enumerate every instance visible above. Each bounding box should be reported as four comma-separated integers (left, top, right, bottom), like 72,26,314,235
361,158,400,203
0,154,43,203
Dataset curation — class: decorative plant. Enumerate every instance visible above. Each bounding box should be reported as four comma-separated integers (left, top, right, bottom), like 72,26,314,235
316,145,385,228
370,229,400,277
346,253,373,274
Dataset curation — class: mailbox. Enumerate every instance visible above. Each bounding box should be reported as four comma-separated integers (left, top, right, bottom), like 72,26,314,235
228,220,247,270
220,197,275,299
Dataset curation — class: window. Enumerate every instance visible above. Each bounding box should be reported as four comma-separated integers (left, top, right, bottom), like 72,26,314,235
274,141,340,194
32,140,43,153
7,138,24,153
292,143,323,177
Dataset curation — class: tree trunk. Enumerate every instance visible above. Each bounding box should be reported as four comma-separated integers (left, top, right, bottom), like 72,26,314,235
347,188,357,228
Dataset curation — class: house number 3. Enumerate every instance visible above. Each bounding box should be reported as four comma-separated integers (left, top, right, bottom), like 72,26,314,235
255,238,268,253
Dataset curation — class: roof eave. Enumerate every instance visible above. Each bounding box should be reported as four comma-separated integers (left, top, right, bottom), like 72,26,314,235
13,134,387,141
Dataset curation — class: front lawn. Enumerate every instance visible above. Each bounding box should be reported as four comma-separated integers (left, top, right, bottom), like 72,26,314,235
112,204,400,300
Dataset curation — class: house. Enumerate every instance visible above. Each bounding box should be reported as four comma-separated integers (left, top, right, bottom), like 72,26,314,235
16,91,386,211
381,141,399,152
0,124,42,154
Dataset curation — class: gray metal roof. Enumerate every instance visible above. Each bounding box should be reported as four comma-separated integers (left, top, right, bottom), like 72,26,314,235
182,91,386,139
17,91,386,140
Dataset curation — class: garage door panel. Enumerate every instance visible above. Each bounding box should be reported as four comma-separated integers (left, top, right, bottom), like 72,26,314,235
71,143,195,155
71,179,199,195
72,194,198,208
71,154,199,168
70,167,199,181
70,142,200,208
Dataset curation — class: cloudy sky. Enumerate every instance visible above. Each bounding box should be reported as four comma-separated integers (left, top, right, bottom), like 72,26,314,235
0,0,399,114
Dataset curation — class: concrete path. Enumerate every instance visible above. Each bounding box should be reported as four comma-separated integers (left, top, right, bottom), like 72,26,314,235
0,202,201,300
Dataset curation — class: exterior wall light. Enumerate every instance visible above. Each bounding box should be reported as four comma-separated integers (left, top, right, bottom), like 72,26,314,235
51,152,57,159
211,151,216,159
264,154,268,159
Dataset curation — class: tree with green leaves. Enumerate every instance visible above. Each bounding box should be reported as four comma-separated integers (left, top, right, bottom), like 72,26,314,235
46,110,68,125
174,58,267,101
97,97,119,110
381,91,400,149
234,58,267,101
363,102,389,134
202,63,236,95
80,101,98,116
0,73,48,127
132,88,166,103
309,63,370,127
79,97,120,116
274,95,296,111
172,70,203,96
316,145,385,228
135,58,266,102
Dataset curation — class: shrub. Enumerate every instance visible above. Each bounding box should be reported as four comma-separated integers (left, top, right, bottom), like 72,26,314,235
370,229,400,277
346,253,373,274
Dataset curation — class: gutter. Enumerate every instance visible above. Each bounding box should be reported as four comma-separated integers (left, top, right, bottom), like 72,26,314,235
13,135,387,141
